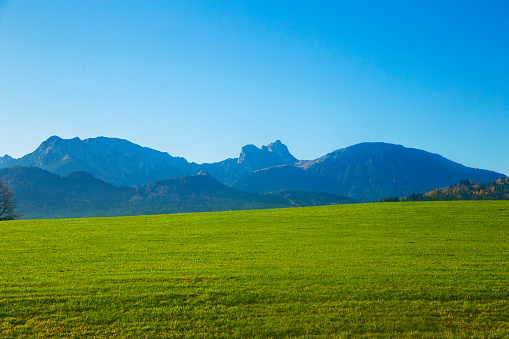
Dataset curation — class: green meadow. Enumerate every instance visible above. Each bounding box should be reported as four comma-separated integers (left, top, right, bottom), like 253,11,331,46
1,201,509,338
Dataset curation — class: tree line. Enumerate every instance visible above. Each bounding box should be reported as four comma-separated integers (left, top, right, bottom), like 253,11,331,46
380,178,509,202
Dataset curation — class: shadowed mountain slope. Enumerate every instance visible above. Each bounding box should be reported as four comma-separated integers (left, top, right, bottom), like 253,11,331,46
0,166,133,218
4,137,299,187
1,137,505,203
0,167,356,219
12,136,200,187
232,143,505,202
228,165,343,194
301,142,504,201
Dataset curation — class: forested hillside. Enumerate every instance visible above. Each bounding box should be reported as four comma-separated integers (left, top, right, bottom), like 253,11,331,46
0,166,356,219
385,178,509,202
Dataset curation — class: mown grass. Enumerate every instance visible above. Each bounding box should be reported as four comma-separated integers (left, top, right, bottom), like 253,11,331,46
1,201,508,338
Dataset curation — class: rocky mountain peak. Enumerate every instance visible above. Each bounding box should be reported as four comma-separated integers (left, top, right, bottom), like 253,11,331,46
237,140,298,168
265,140,297,163
238,145,259,163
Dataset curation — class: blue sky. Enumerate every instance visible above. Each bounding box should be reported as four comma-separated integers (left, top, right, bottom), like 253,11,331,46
1,1,508,175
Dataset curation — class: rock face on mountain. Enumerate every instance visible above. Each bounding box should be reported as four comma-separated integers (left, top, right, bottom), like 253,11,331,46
238,140,298,169
13,136,200,186
201,140,298,181
233,142,505,202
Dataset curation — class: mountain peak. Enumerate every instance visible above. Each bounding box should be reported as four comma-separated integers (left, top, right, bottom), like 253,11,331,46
0,155,16,169
15,136,199,186
47,135,64,142
265,140,296,161
238,140,298,168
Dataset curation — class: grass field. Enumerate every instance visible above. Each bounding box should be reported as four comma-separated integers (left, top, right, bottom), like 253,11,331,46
1,201,509,338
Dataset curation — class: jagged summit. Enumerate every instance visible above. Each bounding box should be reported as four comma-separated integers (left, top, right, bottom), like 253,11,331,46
266,140,297,162
238,140,298,168
198,140,299,182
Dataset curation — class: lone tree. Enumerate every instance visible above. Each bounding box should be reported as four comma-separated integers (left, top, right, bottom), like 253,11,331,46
0,179,20,220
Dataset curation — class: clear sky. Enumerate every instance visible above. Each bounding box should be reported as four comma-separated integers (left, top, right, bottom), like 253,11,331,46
1,1,508,175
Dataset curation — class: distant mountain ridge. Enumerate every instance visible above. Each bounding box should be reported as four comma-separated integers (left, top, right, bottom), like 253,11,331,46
1,136,505,203
201,140,298,181
230,142,505,202
0,166,356,219
1,137,300,187
10,136,199,186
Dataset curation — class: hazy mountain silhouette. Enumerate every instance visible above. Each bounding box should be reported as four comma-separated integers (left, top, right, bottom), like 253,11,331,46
233,142,504,202
1,137,505,203
0,166,133,218
0,166,356,219
228,165,343,194
0,155,16,168
201,140,298,181
3,137,300,187
11,136,200,186
302,142,504,201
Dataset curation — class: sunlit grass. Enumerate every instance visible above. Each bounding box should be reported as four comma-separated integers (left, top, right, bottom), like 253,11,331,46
1,201,508,338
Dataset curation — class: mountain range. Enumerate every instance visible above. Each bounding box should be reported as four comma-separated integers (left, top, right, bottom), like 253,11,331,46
228,142,506,202
0,166,356,219
0,136,506,216
6,136,199,187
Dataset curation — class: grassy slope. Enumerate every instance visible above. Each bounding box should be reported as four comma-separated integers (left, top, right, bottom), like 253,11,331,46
1,201,509,338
